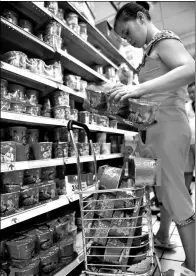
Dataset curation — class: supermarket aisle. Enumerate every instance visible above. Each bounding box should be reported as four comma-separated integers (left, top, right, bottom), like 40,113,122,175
153,181,195,275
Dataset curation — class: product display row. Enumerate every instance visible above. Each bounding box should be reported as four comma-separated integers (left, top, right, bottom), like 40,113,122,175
0,209,81,276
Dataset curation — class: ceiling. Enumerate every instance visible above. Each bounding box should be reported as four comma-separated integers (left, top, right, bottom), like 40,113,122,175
94,1,195,60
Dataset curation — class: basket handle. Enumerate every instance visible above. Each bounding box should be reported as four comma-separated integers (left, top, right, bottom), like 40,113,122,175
67,120,92,142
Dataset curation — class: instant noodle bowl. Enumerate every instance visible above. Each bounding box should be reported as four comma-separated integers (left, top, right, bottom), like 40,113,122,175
16,143,30,161
100,143,111,155
3,51,27,69
25,89,39,106
26,104,41,116
98,115,109,127
10,257,40,276
70,109,78,121
53,142,68,158
44,34,62,49
52,90,69,106
20,186,39,208
6,235,36,261
41,166,56,182
31,142,52,160
10,101,27,113
66,12,78,25
57,8,64,21
56,178,66,195
41,109,52,118
79,111,90,124
57,236,74,263
105,67,116,78
1,98,11,111
47,219,69,242
28,226,53,253
86,172,94,186
53,127,70,142
92,143,101,155
68,144,75,157
39,246,59,274
78,129,88,143
77,142,89,156
0,79,8,98
80,80,88,92
45,1,58,15
42,98,51,110
1,141,16,163
72,129,79,142
52,105,70,120
0,192,20,217
79,22,87,35
24,168,41,185
65,75,81,91
96,132,106,143
8,126,27,144
19,19,33,33
109,120,117,128
45,20,62,36
89,113,98,125
39,182,57,202
2,9,18,25
27,129,39,144
93,65,103,75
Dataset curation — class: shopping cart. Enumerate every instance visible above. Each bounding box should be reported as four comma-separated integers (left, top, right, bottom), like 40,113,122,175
67,120,162,276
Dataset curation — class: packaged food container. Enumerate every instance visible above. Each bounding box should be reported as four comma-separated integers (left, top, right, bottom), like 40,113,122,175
68,145,75,157
20,186,39,208
25,89,39,106
98,115,109,127
92,143,101,155
109,120,117,128
100,143,111,155
96,132,106,143
16,143,30,161
26,129,39,144
79,22,87,35
42,98,51,110
41,109,52,118
56,178,66,195
45,20,62,36
52,105,70,120
57,236,74,263
39,246,59,274
111,143,118,153
57,8,64,21
68,109,77,121
77,142,89,156
52,90,69,106
60,210,76,230
105,67,116,78
26,104,41,116
69,23,80,34
31,142,52,160
39,182,57,202
26,58,45,76
78,129,88,143
1,141,17,163
19,19,33,33
65,75,81,91
1,98,11,111
93,65,103,75
24,168,41,186
40,130,51,142
86,89,106,112
37,31,44,40
53,142,68,158
28,226,53,253
0,79,8,98
79,111,90,124
44,34,63,49
0,191,20,217
78,81,86,94
45,1,58,15
47,219,69,242
52,61,63,83
10,257,40,275
86,172,94,187
8,126,27,144
66,12,78,26
72,129,79,142
41,166,56,183
89,113,98,125
53,127,70,142
2,9,18,25
10,101,27,114
3,51,27,69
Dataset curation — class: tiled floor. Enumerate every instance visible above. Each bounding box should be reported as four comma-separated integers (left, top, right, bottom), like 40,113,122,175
152,182,195,275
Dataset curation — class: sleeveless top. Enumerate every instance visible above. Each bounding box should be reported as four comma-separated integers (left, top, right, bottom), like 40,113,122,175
137,30,188,122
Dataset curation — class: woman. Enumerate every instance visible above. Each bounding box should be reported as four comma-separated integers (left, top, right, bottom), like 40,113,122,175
109,2,195,276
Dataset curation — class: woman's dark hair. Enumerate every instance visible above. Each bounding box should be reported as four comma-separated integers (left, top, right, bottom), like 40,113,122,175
188,82,195,88
114,2,151,31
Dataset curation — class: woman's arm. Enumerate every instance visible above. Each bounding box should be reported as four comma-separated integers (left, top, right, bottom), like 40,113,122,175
108,39,195,103
137,39,195,96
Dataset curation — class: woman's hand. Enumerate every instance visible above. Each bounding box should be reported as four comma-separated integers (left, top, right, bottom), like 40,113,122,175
108,84,141,104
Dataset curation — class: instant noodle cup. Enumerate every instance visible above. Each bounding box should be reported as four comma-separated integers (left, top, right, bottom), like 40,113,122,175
31,142,52,160
10,101,27,114
1,98,11,111
25,89,39,106
1,141,16,163
26,104,41,116
52,90,69,107
0,191,20,217
53,142,68,158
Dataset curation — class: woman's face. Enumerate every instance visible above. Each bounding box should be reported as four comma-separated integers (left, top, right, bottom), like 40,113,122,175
115,16,148,48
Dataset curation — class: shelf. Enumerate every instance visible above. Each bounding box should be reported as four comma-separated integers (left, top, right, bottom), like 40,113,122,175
0,17,109,83
0,61,84,99
0,187,95,229
1,111,138,136
1,154,123,173
65,2,136,71
10,2,119,70
55,232,84,276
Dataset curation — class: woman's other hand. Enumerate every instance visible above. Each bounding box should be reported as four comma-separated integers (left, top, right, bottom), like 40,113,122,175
108,84,141,104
